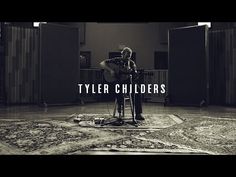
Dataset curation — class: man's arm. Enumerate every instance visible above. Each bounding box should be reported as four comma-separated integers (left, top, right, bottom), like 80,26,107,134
130,60,138,73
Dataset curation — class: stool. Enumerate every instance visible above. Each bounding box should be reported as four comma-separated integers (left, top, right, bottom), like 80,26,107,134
113,92,136,123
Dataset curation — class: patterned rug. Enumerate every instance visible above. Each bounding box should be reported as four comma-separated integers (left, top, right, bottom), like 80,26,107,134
68,114,207,154
0,119,124,155
0,114,235,154
0,114,189,154
71,113,184,129
143,117,236,155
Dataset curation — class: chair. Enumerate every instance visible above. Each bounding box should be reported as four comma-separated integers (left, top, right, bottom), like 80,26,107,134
113,92,137,124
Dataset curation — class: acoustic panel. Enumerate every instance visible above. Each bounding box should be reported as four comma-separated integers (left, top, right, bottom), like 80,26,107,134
51,22,85,44
4,25,39,104
208,30,226,105
39,23,79,105
209,29,236,106
168,25,209,106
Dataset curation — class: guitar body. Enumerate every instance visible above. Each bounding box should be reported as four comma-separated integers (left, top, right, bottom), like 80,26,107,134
103,63,131,83
102,60,153,83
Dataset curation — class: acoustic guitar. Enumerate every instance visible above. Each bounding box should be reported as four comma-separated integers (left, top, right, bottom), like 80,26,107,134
103,62,135,83
103,62,153,83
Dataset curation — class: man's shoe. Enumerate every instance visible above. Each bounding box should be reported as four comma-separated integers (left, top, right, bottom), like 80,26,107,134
135,114,145,121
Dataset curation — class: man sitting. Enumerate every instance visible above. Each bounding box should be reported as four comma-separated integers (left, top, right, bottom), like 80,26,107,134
100,47,145,122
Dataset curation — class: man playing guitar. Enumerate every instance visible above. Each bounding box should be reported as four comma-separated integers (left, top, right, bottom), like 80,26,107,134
100,47,145,122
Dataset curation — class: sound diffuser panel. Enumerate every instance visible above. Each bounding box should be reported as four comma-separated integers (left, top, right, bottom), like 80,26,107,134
39,23,79,105
168,25,209,106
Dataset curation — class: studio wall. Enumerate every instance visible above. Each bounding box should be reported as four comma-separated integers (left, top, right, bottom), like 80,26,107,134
80,22,193,69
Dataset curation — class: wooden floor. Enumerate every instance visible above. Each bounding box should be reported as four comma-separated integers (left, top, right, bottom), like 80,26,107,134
0,102,236,120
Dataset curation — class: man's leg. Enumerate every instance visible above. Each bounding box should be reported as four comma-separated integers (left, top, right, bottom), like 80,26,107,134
134,92,142,114
132,85,145,120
